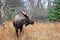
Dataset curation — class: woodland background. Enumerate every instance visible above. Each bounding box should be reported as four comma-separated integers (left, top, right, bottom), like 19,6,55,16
0,0,57,24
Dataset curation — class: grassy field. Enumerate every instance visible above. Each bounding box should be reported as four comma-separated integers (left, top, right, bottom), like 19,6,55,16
0,21,60,40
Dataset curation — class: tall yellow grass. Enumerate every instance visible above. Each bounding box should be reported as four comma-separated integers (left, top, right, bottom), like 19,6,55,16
0,21,60,40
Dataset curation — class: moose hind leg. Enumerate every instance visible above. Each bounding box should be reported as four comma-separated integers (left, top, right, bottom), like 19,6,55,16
15,28,18,37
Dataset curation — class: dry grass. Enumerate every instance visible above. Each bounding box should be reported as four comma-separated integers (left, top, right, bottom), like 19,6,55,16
0,21,60,40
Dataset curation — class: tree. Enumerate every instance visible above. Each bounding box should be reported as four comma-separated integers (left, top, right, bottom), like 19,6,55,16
0,12,2,24
48,0,60,22
0,0,6,24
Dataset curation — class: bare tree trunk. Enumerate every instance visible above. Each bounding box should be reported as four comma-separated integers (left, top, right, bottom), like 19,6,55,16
0,0,2,24
29,0,34,7
48,0,51,8
1,0,6,17
0,0,6,24
37,0,45,22
48,0,52,14
0,11,2,24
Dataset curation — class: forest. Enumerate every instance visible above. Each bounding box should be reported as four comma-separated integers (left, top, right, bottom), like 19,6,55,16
0,0,56,23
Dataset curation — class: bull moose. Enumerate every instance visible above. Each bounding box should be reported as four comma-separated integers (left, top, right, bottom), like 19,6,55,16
13,11,34,37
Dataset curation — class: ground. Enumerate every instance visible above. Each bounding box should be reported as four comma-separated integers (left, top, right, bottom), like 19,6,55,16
0,21,60,40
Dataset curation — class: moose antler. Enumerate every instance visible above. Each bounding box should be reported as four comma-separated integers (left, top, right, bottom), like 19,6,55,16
21,11,29,18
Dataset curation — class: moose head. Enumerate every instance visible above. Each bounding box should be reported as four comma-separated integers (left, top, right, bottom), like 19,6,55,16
21,11,34,26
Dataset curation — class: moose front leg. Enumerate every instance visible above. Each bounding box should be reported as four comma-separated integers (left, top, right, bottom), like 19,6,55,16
20,25,23,32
